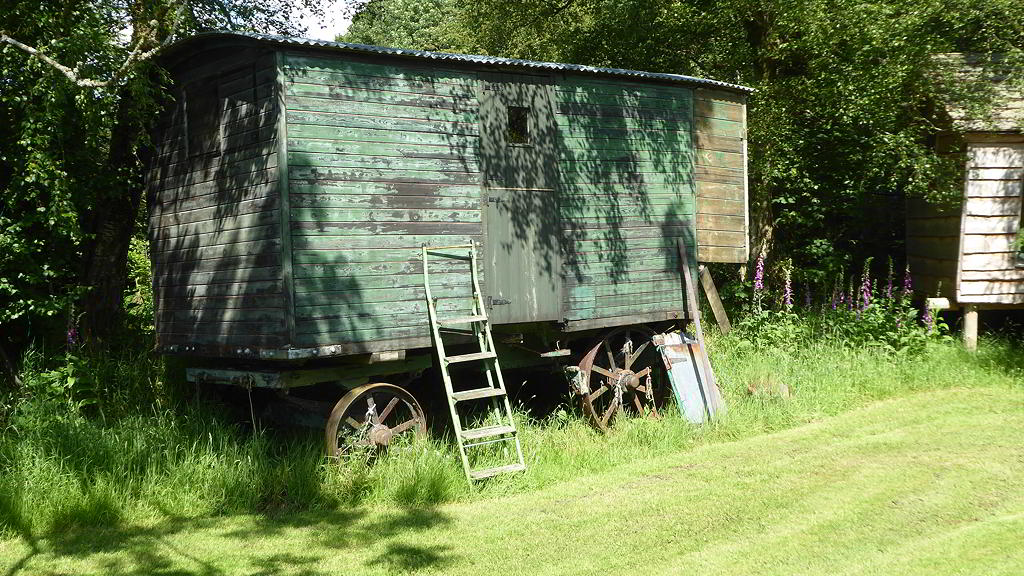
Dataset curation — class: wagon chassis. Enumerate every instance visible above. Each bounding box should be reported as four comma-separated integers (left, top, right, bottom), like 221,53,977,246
185,318,679,457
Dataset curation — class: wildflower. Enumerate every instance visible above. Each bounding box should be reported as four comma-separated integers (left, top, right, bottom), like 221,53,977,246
860,269,872,310
782,261,793,312
754,252,765,292
923,302,934,334
885,257,894,299
902,264,912,297
753,252,765,312
67,325,78,348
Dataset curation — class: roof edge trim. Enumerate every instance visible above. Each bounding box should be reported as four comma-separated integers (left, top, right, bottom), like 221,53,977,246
164,31,755,94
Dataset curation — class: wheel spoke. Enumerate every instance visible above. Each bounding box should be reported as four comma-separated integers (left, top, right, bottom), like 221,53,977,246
634,395,644,411
391,418,420,434
589,384,608,402
378,397,400,423
635,367,651,379
627,342,650,369
344,416,363,429
603,340,617,370
591,365,615,379
600,397,620,428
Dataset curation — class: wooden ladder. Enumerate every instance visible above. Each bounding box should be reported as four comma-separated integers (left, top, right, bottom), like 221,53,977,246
421,243,526,482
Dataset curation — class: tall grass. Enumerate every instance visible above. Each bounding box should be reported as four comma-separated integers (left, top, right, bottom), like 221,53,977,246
2,333,1022,541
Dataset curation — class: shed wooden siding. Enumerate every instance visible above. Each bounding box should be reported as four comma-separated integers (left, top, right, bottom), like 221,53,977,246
281,52,480,351
149,51,285,350
906,197,960,300
957,141,1024,304
694,88,748,263
555,76,695,326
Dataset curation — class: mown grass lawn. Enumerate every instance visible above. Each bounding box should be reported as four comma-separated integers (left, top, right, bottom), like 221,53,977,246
3,385,1022,575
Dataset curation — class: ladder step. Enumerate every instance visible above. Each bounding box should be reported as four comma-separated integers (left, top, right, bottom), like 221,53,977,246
461,424,516,441
451,387,505,402
438,315,487,327
469,462,526,480
445,351,496,364
425,250,472,261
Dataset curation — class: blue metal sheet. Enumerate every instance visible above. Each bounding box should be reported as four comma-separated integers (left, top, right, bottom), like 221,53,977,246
655,332,725,423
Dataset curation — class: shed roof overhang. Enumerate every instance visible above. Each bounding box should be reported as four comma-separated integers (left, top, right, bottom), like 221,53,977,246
161,31,754,95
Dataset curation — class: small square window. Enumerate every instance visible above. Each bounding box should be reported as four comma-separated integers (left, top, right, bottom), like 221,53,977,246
507,106,530,144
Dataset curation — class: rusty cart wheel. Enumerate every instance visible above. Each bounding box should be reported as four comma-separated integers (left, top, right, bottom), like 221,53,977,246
576,325,664,432
325,382,427,459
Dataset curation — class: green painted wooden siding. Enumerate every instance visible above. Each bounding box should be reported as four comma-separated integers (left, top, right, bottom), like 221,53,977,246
555,76,696,324
281,52,480,350
149,53,286,350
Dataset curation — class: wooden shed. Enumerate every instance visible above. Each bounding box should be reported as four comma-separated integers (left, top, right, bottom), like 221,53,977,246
148,32,752,361
906,54,1024,348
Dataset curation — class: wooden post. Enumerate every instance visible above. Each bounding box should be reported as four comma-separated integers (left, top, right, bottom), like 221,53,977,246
963,304,978,352
698,265,732,334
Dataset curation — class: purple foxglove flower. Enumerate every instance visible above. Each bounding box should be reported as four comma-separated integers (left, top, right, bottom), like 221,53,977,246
885,257,894,299
754,253,765,293
783,268,793,312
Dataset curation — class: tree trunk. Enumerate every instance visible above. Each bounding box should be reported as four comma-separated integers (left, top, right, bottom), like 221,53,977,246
80,83,150,342
79,5,168,343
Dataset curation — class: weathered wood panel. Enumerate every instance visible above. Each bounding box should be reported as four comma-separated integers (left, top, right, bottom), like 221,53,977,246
554,75,697,326
281,51,482,348
694,88,748,263
148,51,285,352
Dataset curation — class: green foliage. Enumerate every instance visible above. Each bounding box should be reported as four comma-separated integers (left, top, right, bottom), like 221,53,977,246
0,1,120,330
342,0,459,51
122,236,154,335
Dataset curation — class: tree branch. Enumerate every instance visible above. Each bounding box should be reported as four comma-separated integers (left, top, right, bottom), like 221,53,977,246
0,1,187,89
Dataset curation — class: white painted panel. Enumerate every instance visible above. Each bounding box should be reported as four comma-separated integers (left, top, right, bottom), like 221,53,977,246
968,168,1024,180
962,215,1018,234
962,233,1016,254
959,280,1024,295
967,144,1024,168
969,179,1023,198
965,196,1021,216
962,269,1024,281
958,293,1024,304
961,251,1017,271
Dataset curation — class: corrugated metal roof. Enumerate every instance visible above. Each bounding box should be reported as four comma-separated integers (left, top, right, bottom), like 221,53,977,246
168,31,754,94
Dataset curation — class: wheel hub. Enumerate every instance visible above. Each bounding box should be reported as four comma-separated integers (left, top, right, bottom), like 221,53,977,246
612,368,640,391
367,424,394,447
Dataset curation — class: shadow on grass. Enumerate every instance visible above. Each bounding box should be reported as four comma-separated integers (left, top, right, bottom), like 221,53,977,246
6,503,454,576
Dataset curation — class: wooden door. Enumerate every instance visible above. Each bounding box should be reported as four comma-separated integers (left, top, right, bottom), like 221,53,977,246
478,72,562,324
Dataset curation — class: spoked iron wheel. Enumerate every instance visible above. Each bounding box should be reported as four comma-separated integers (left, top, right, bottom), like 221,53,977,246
325,382,427,459
576,325,665,432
